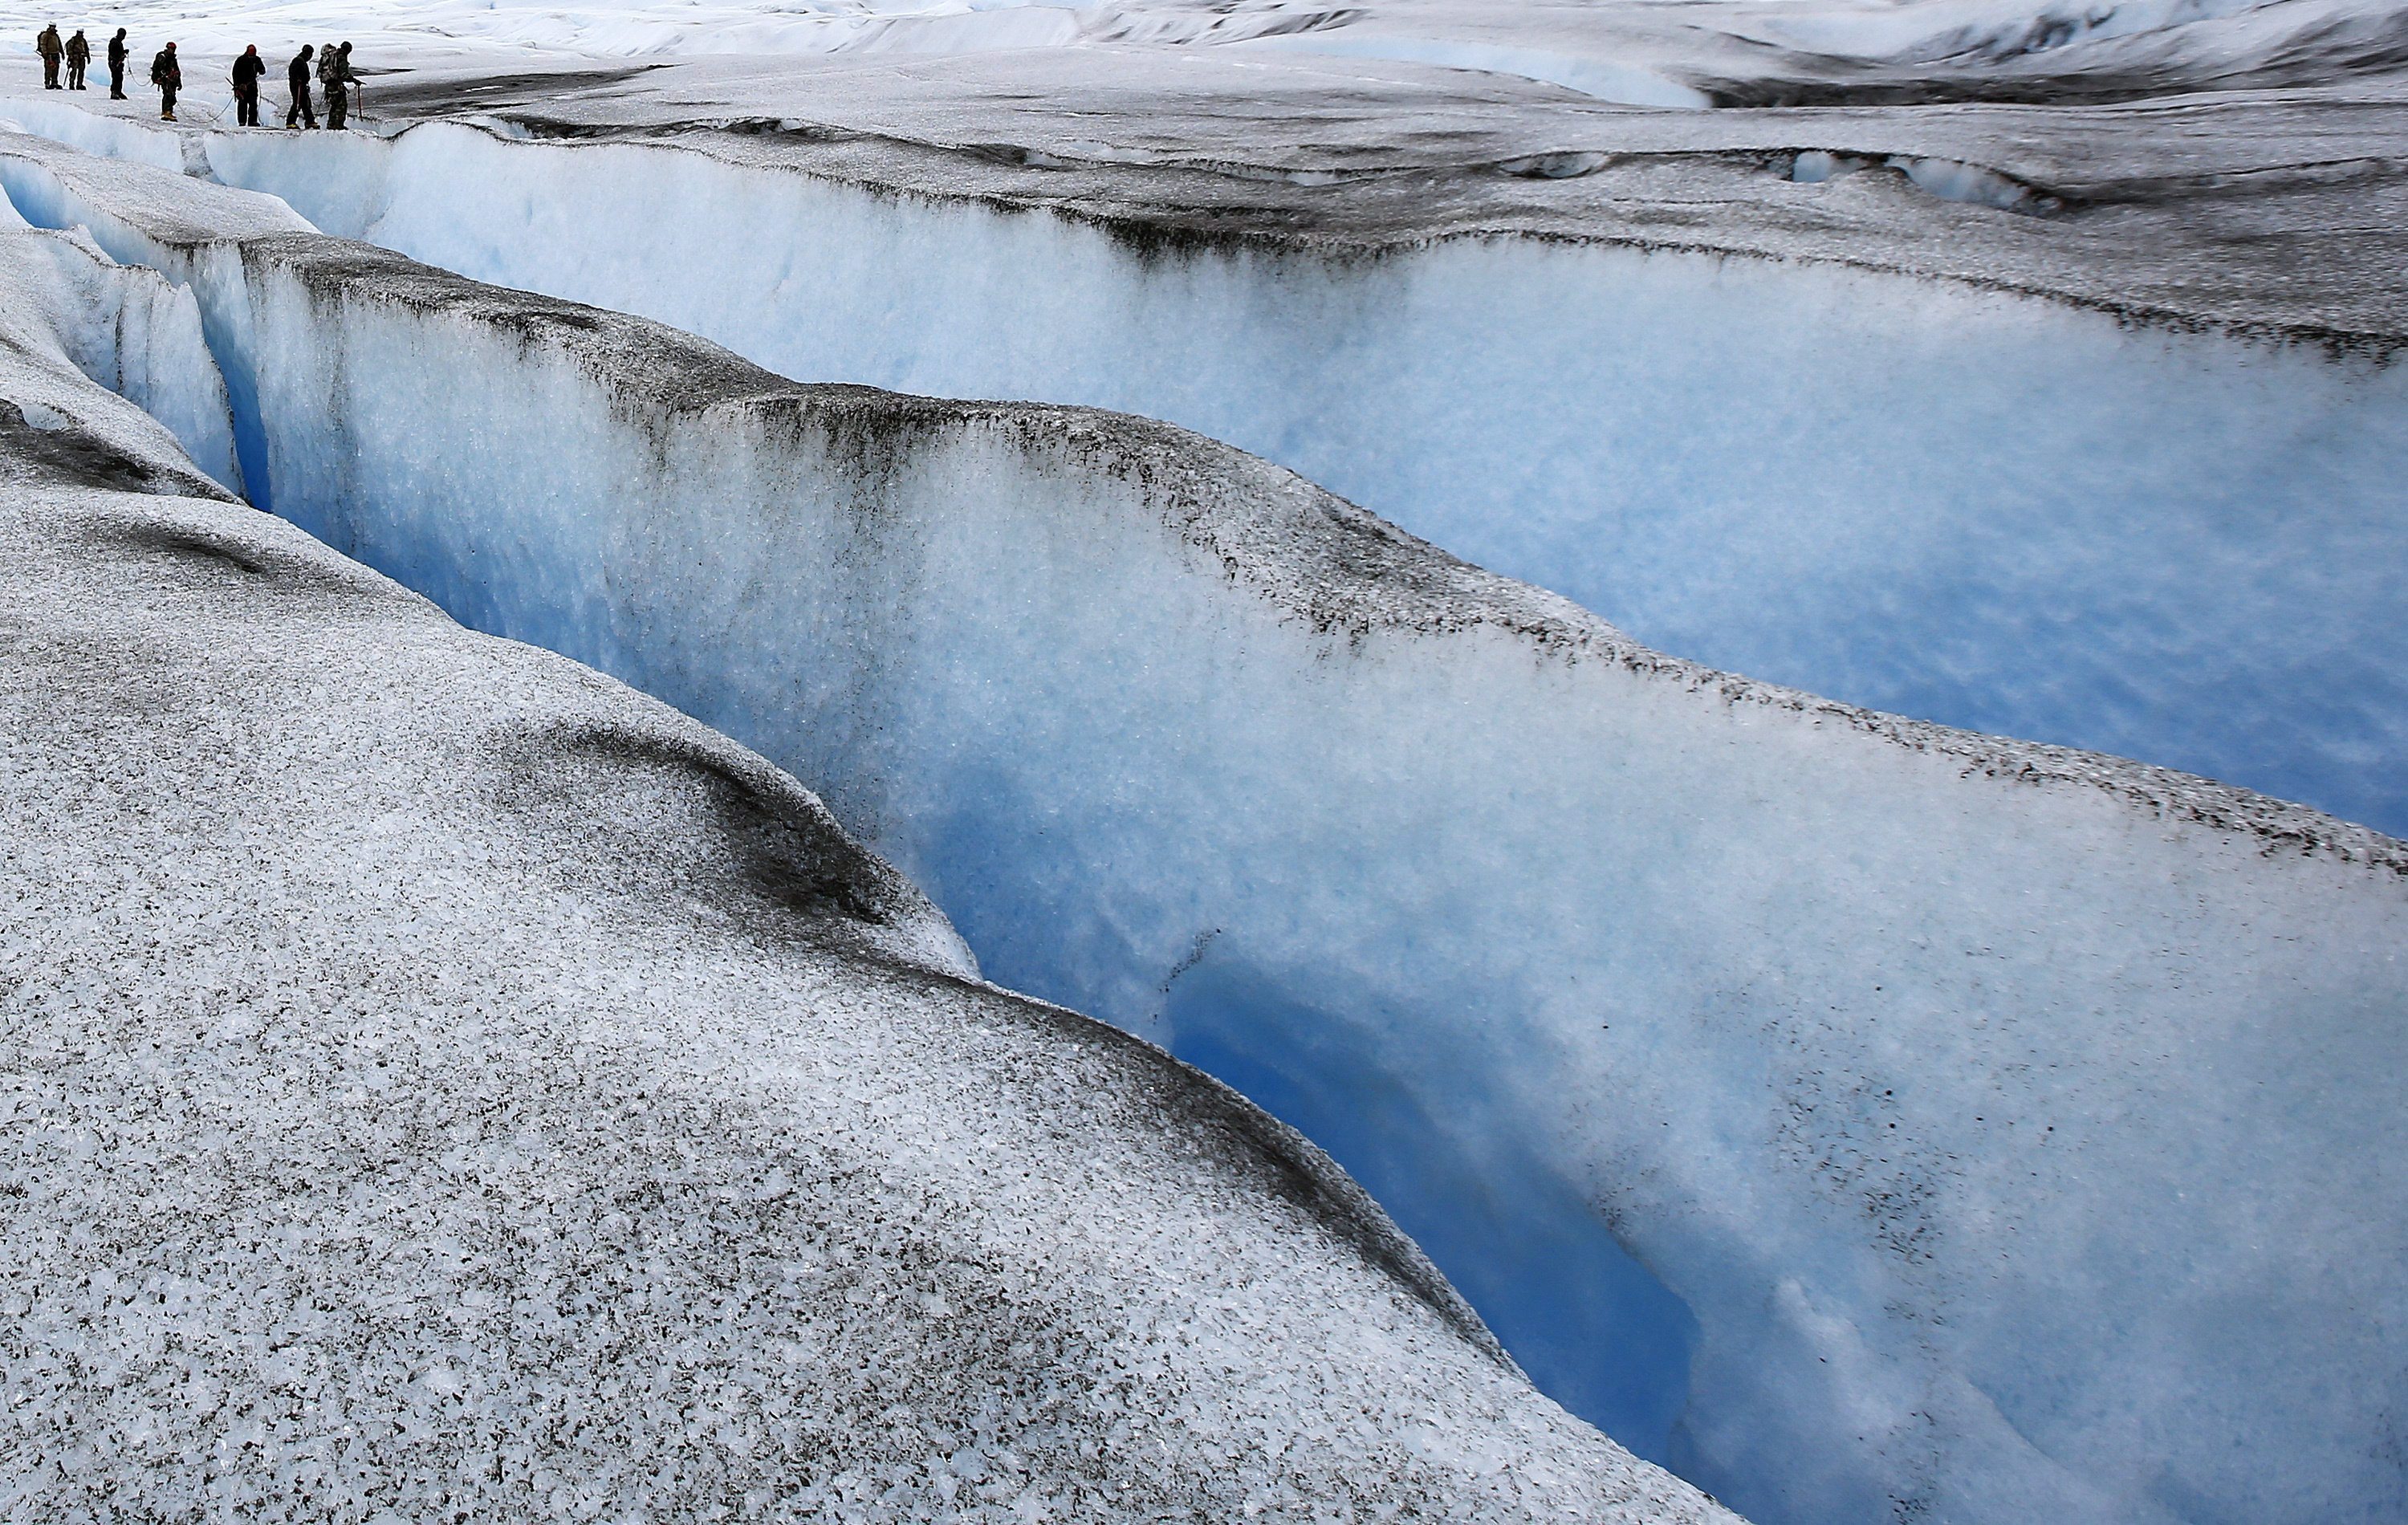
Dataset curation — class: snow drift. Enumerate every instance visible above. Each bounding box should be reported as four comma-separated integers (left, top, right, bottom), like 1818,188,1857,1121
18,103,2405,836
3,136,2401,1525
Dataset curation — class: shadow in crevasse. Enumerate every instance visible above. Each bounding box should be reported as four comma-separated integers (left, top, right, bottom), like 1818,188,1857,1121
1161,950,1700,1467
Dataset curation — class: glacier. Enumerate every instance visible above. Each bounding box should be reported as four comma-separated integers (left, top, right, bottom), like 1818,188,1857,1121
0,288,1735,1524
1,126,2401,1525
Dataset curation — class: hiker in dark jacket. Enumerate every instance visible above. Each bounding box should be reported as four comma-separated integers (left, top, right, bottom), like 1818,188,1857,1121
35,24,61,88
106,27,126,98
323,41,355,129
63,27,87,88
285,44,315,128
230,44,264,126
149,40,177,120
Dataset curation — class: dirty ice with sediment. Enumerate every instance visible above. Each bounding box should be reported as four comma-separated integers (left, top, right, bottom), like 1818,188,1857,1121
0,4,2402,1525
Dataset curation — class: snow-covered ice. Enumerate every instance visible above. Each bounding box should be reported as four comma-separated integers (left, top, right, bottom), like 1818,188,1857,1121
3,129,2402,1525
0,320,1734,1523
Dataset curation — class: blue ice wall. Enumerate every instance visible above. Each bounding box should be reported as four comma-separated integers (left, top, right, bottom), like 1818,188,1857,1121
144,114,2408,838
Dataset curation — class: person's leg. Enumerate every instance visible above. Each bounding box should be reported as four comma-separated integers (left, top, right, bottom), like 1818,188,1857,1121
161,83,175,119
112,63,124,99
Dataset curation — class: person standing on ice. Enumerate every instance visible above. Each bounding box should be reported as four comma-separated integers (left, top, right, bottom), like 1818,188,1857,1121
285,44,315,128
148,39,177,120
35,24,61,89
322,41,355,130
106,27,127,99
230,44,264,127
63,28,87,89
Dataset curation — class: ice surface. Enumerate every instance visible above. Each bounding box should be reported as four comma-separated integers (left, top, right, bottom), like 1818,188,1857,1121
28,99,2405,832
0,325,1730,1524
4,0,2402,102
5,136,2400,1525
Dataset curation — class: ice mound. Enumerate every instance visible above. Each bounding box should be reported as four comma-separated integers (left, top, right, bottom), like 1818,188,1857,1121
0,328,1727,1523
2,135,2400,1525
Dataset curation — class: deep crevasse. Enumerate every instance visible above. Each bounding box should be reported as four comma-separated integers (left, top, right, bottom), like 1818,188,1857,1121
1,132,2404,1525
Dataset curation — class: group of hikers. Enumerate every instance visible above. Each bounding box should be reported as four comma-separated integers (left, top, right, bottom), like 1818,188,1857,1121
33,25,358,128
26,22,120,97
